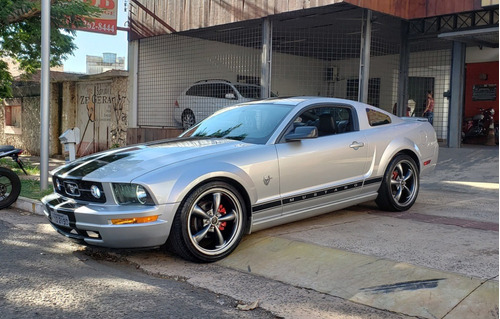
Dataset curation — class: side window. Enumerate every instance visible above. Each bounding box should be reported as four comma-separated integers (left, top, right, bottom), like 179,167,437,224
186,84,207,97
216,83,237,99
332,107,353,133
366,108,391,126
207,84,221,98
290,106,354,138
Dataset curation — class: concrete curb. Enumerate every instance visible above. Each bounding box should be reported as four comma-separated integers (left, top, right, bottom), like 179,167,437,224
12,197,45,216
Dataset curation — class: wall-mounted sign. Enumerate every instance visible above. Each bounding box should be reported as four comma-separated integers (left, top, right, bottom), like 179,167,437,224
76,0,117,35
472,84,497,101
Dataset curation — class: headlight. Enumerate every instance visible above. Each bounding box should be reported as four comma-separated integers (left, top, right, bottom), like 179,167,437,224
112,183,154,205
136,185,148,204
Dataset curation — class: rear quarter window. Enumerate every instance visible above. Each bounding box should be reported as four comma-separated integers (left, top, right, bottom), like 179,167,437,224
366,108,391,126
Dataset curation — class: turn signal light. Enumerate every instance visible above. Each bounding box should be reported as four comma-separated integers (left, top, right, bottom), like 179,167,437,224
423,160,431,166
111,215,159,225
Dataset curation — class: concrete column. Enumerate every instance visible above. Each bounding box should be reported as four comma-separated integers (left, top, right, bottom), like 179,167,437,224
261,18,272,99
128,40,139,128
448,41,466,148
358,9,372,104
397,21,410,117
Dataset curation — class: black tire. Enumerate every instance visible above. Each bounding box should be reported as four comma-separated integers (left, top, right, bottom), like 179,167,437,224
181,109,195,130
167,181,246,262
0,167,21,209
375,154,419,212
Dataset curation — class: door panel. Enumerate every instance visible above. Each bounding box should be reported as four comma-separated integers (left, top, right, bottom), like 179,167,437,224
276,104,370,215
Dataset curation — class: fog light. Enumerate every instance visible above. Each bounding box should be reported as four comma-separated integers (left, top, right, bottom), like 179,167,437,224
111,215,159,225
55,178,62,191
90,185,102,199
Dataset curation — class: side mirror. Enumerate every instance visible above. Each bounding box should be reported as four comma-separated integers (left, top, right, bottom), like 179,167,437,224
285,126,318,141
225,93,237,100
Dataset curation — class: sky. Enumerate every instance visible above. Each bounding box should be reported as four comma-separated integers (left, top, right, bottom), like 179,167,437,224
62,0,129,74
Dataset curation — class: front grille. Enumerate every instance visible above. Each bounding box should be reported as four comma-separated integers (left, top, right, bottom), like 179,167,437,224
52,177,106,203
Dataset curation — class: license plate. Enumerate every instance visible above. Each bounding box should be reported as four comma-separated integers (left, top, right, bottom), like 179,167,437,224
51,211,70,227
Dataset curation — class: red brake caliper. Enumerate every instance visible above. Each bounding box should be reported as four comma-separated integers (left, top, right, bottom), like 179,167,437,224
392,171,399,180
218,205,227,230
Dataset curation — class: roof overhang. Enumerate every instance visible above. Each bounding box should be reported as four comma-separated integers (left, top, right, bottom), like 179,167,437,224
438,26,499,48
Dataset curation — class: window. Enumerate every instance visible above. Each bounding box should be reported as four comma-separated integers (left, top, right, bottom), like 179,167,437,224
4,100,21,134
185,83,237,99
366,108,391,126
186,84,207,97
346,78,381,108
291,106,354,137
209,84,236,99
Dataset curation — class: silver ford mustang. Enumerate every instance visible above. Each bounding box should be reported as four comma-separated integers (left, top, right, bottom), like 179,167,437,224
42,97,438,262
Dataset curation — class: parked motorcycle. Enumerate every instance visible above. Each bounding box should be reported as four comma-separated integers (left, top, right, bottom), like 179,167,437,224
462,107,496,143
0,145,27,209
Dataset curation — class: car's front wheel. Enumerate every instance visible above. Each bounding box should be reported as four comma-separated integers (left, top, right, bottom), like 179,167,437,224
167,181,246,262
376,154,419,212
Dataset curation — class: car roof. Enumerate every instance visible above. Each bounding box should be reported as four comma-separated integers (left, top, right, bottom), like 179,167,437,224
189,80,260,87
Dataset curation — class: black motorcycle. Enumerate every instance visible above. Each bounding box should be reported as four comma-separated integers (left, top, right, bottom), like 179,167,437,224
462,108,496,142
0,145,27,209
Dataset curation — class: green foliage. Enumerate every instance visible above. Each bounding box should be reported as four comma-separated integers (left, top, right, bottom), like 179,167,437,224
21,178,53,200
0,60,12,99
0,157,38,175
0,0,101,98
0,157,52,199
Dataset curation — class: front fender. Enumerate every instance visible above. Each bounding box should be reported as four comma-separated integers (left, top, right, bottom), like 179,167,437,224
167,162,257,205
132,161,258,207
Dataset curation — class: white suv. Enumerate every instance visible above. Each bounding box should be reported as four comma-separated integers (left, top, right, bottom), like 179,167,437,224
174,80,263,129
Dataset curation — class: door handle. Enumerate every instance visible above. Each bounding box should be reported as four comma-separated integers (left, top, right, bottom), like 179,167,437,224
349,141,365,150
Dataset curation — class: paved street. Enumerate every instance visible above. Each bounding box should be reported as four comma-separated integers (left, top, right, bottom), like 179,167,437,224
0,209,276,319
3,145,499,319
119,146,499,319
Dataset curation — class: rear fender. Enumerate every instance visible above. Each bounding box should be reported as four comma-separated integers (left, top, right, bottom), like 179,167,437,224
375,138,423,177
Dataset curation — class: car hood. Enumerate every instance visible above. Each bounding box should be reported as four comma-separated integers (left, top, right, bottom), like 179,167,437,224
52,138,254,182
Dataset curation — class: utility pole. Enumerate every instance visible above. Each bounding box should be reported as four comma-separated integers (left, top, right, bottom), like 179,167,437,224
40,0,50,189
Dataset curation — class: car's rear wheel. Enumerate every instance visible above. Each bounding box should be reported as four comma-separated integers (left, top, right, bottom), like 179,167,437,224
167,181,246,262
181,109,195,130
376,154,419,212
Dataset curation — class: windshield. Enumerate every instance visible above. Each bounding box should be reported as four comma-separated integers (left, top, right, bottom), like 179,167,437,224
181,103,294,144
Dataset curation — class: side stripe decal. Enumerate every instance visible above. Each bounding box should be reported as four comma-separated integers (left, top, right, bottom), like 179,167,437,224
252,177,382,213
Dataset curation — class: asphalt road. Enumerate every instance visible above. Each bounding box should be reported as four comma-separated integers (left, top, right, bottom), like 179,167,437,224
2,145,498,319
0,209,276,319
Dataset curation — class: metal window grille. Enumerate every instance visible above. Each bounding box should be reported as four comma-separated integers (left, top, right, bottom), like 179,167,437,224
137,24,261,127
408,39,452,141
136,5,453,138
271,9,401,111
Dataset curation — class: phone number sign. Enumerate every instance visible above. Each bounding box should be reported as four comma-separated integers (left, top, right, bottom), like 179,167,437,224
76,0,117,35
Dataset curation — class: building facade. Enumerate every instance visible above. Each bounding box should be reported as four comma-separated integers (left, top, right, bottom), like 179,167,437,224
0,71,129,156
86,53,126,75
126,0,499,147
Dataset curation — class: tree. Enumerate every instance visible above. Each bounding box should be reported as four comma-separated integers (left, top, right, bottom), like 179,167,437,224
0,0,101,99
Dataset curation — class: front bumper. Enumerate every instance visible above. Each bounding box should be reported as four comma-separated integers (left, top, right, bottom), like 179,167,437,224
41,193,176,249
